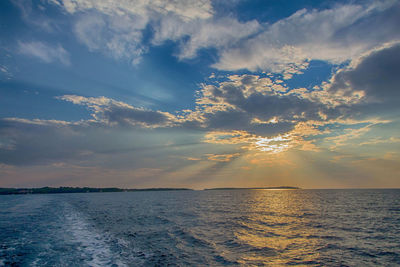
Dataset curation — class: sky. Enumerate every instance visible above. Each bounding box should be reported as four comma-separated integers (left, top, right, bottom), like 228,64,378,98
0,0,399,189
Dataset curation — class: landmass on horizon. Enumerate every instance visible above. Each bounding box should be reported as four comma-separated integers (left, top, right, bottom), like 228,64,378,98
204,186,300,190
0,186,300,194
0,187,192,195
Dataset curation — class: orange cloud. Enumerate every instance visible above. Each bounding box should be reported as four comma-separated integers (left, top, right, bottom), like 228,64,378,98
206,153,240,162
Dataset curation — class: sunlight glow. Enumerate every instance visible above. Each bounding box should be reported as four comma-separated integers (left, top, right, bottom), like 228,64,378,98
254,135,291,153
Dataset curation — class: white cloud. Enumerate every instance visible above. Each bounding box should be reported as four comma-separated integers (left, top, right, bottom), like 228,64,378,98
152,16,260,59
52,0,214,63
45,0,400,72
0,64,12,80
213,1,400,75
73,12,148,63
51,0,259,64
54,0,213,20
73,14,106,51
179,18,260,59
18,41,71,66
51,0,399,74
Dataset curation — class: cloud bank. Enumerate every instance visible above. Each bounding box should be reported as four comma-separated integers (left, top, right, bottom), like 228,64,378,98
47,0,400,75
3,41,400,167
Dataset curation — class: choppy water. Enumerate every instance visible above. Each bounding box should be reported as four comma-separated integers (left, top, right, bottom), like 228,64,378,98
1,189,399,266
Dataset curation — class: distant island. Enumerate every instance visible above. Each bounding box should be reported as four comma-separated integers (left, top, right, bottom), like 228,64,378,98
0,187,193,195
204,186,300,190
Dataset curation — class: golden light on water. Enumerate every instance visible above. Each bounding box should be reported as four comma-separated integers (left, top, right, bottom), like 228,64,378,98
230,190,320,265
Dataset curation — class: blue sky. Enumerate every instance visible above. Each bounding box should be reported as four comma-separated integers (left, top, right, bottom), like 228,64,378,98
1,0,400,189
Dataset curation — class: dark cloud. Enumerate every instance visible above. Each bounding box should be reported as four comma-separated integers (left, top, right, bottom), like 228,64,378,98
58,95,175,127
329,43,400,118
102,105,172,126
0,117,206,166
0,119,142,165
330,44,400,98
196,76,329,135
202,108,296,136
238,93,320,120
0,119,84,165
215,82,320,119
332,3,400,48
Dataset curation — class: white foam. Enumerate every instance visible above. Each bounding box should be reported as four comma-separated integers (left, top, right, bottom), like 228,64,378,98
62,204,128,267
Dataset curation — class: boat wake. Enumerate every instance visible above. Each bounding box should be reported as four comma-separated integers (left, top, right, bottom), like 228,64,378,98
62,204,128,267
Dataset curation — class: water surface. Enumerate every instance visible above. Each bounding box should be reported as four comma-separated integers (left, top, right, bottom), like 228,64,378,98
1,189,399,266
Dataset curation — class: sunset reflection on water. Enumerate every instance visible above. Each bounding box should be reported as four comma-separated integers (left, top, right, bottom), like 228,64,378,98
199,189,399,266
2,189,398,266
232,189,320,265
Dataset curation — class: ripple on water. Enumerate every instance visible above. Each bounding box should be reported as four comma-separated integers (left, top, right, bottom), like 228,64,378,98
1,189,400,266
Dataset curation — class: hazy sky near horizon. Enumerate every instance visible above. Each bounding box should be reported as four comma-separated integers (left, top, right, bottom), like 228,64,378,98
1,0,400,189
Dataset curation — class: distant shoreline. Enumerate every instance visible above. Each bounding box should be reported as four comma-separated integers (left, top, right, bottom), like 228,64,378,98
0,187,397,195
0,186,300,195
0,187,193,195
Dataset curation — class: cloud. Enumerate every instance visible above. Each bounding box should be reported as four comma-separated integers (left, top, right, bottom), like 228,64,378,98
202,130,317,154
18,41,71,65
47,0,399,74
362,137,400,146
73,12,147,64
191,40,400,152
0,118,84,165
213,1,400,75
6,38,398,163
325,123,377,149
12,0,58,32
152,16,260,59
52,0,215,63
0,116,196,166
328,42,400,104
58,95,177,127
206,153,240,162
188,39,400,137
53,0,213,20
3,40,400,167
0,64,12,80
192,74,326,134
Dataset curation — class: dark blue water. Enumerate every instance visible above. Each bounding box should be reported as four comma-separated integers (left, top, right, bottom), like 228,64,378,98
1,189,399,266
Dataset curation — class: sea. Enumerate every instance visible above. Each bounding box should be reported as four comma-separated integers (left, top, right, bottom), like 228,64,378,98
0,189,399,266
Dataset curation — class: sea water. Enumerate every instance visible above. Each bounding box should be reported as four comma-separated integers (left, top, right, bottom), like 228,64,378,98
0,189,399,266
